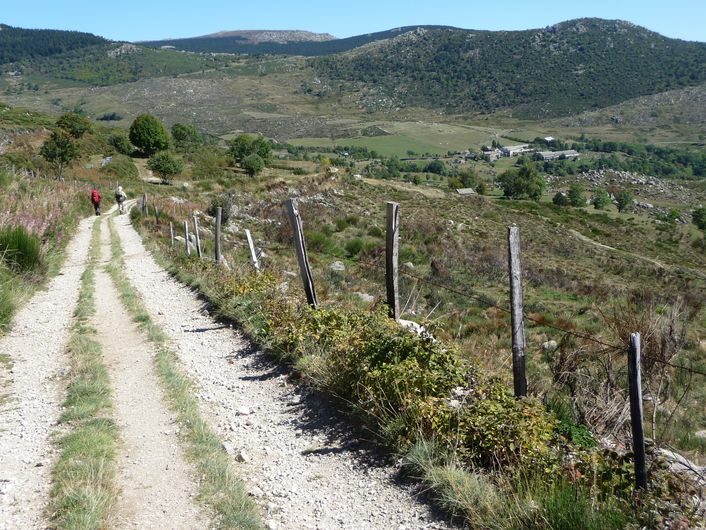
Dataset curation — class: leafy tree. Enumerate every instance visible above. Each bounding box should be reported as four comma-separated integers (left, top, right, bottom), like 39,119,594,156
592,188,610,210
129,114,169,155
425,159,447,175
498,163,545,201
615,190,634,213
228,134,271,164
693,207,706,231
567,182,586,207
56,112,92,138
251,136,272,162
40,130,78,178
552,192,570,206
147,151,183,183
171,123,202,153
108,133,134,155
242,154,264,177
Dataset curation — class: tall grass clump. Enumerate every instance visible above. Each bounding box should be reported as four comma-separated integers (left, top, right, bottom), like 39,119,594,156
0,225,43,273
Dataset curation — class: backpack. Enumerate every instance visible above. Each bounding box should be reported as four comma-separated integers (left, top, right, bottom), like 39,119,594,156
91,190,101,203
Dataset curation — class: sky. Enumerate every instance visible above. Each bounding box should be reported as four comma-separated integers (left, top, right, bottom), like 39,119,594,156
2,0,705,43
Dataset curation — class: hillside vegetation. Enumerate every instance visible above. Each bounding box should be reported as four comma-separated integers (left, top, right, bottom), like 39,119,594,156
312,19,706,118
0,24,105,64
140,25,458,56
1,43,237,87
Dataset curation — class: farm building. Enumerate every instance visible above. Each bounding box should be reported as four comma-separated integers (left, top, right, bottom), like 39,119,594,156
501,144,531,157
538,150,580,161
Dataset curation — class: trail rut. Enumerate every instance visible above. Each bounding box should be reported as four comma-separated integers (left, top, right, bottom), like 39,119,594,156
94,220,208,529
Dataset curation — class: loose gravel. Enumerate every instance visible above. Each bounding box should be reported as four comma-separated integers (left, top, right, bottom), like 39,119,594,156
0,216,94,530
114,213,451,529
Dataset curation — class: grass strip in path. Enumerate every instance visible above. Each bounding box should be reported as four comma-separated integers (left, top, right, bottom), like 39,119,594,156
49,218,118,529
105,217,262,530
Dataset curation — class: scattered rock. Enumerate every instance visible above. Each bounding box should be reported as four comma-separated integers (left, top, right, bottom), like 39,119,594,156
329,261,345,272
543,340,558,352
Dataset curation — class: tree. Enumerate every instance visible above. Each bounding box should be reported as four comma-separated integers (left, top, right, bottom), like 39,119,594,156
129,114,169,155
567,182,586,207
497,163,545,201
615,189,634,212
425,159,447,175
171,123,202,153
40,130,78,178
56,112,92,138
691,207,706,231
228,134,271,165
592,188,610,210
552,191,570,206
242,153,264,177
108,134,133,155
147,151,183,183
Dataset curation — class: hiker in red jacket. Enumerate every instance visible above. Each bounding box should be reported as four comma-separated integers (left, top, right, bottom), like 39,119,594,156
91,188,102,216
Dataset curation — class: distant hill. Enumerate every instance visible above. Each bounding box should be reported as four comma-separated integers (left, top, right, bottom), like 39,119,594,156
312,19,706,118
193,30,335,43
0,24,105,64
139,25,459,56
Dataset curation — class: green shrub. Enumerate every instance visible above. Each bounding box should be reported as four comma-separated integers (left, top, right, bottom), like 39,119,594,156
108,134,133,155
344,238,363,257
0,225,43,273
334,218,351,231
292,167,308,176
307,232,339,255
207,193,234,224
99,155,138,180
367,225,384,238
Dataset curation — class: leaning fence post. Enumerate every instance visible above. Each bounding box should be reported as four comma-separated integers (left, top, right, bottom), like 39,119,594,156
285,198,318,308
184,221,191,256
508,224,527,398
628,332,648,490
141,193,147,214
193,214,202,258
386,201,401,321
245,229,260,272
169,222,174,248
215,207,222,264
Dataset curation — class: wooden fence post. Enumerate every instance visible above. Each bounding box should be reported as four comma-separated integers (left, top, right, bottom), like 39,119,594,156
141,193,147,214
193,214,202,258
215,207,222,264
508,224,527,398
386,202,401,321
184,221,191,256
154,205,160,223
245,229,260,272
628,332,648,490
169,222,174,248
285,198,318,308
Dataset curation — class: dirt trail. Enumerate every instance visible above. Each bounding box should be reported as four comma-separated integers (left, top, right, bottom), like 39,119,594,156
114,208,450,528
0,216,94,530
94,220,209,528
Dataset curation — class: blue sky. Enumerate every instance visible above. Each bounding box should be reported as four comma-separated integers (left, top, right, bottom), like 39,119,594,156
2,0,705,43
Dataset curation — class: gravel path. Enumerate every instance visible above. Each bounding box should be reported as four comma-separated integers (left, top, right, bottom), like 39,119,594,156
94,222,209,529
114,213,451,529
0,216,94,530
